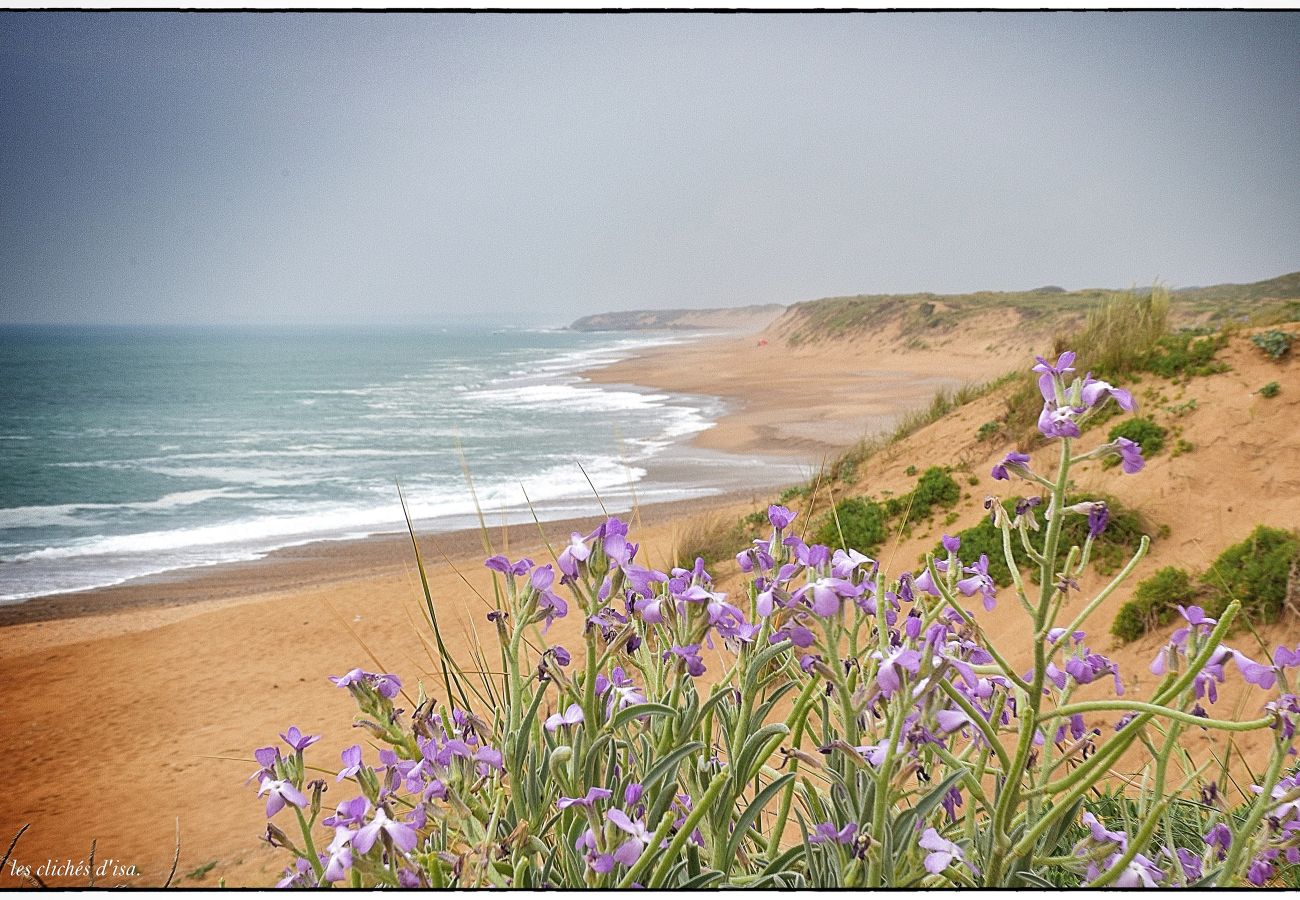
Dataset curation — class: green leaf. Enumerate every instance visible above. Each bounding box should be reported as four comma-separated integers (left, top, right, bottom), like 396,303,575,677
736,723,789,783
761,845,804,877
680,869,723,889
609,701,678,732
1011,871,1057,888
745,638,794,683
725,772,796,866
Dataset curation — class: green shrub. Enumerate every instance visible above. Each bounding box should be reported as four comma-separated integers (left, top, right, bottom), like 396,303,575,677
1111,566,1196,642
976,420,1001,442
1107,417,1167,457
1138,331,1228,378
1260,381,1281,398
1251,329,1293,360
886,466,960,521
904,465,917,477
814,497,889,554
1200,525,1299,623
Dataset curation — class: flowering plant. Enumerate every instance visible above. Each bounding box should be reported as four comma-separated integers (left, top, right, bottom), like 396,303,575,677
250,350,1299,888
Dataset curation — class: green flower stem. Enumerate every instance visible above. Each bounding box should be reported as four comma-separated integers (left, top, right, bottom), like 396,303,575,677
986,433,1071,884
866,693,908,886
997,512,1034,616
1051,535,1149,646
1217,731,1289,885
930,742,993,814
293,806,325,881
765,677,823,858
645,767,731,888
1039,700,1273,732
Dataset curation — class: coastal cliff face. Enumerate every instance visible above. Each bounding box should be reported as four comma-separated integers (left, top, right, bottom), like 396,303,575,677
568,304,785,333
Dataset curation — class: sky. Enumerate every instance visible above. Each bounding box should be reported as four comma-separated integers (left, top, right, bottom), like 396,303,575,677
0,11,1297,328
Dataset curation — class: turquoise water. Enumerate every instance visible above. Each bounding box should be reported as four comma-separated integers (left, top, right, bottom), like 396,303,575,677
0,326,802,602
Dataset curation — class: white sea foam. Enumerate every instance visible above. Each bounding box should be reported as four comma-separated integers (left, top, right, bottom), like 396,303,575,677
0,330,740,603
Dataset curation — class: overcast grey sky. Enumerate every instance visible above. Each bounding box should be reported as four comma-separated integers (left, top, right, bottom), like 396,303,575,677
1,12,1297,327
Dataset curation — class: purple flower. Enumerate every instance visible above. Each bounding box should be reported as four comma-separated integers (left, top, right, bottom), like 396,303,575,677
919,827,974,875
1231,648,1277,689
1038,401,1084,439
941,534,961,554
1109,852,1163,887
329,668,367,688
1171,847,1202,882
808,821,857,845
1081,375,1135,412
1082,501,1109,538
1033,351,1077,400
1065,651,1124,696
557,532,592,578
529,564,568,628
279,726,321,752
793,577,862,617
831,548,874,579
557,787,613,810
247,745,280,784
855,738,905,767
873,647,923,697
607,808,656,866
768,505,797,530
323,795,370,828
955,555,997,611
258,777,308,817
1247,855,1275,887
668,644,707,677
1082,811,1127,848
277,857,314,889
1275,643,1300,669
373,673,402,699
544,703,585,733
624,783,643,806
935,708,971,733
484,554,533,576
990,451,1031,481
324,827,354,883
1267,693,1300,740
474,746,503,776
337,745,363,781
772,622,815,648
1204,823,1231,860
329,668,401,699
1112,436,1145,474
596,666,646,715
353,807,418,854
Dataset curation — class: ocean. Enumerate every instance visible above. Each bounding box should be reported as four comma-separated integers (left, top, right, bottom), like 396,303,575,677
0,325,806,603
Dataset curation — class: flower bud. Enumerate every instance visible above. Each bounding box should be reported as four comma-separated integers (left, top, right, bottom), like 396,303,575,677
549,745,573,768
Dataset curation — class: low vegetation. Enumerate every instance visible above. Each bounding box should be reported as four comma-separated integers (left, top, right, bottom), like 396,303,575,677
1113,525,1299,641
1251,329,1293,361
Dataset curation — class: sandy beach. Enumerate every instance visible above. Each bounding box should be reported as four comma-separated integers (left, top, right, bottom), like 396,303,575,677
2,319,1296,887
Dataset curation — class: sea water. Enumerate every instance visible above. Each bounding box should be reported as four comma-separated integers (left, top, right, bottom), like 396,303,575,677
0,325,805,602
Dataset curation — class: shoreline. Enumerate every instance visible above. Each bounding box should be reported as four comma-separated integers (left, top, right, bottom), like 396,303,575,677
0,487,773,634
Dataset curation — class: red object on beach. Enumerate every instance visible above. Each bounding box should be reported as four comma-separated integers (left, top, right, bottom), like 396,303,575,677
757,338,768,347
